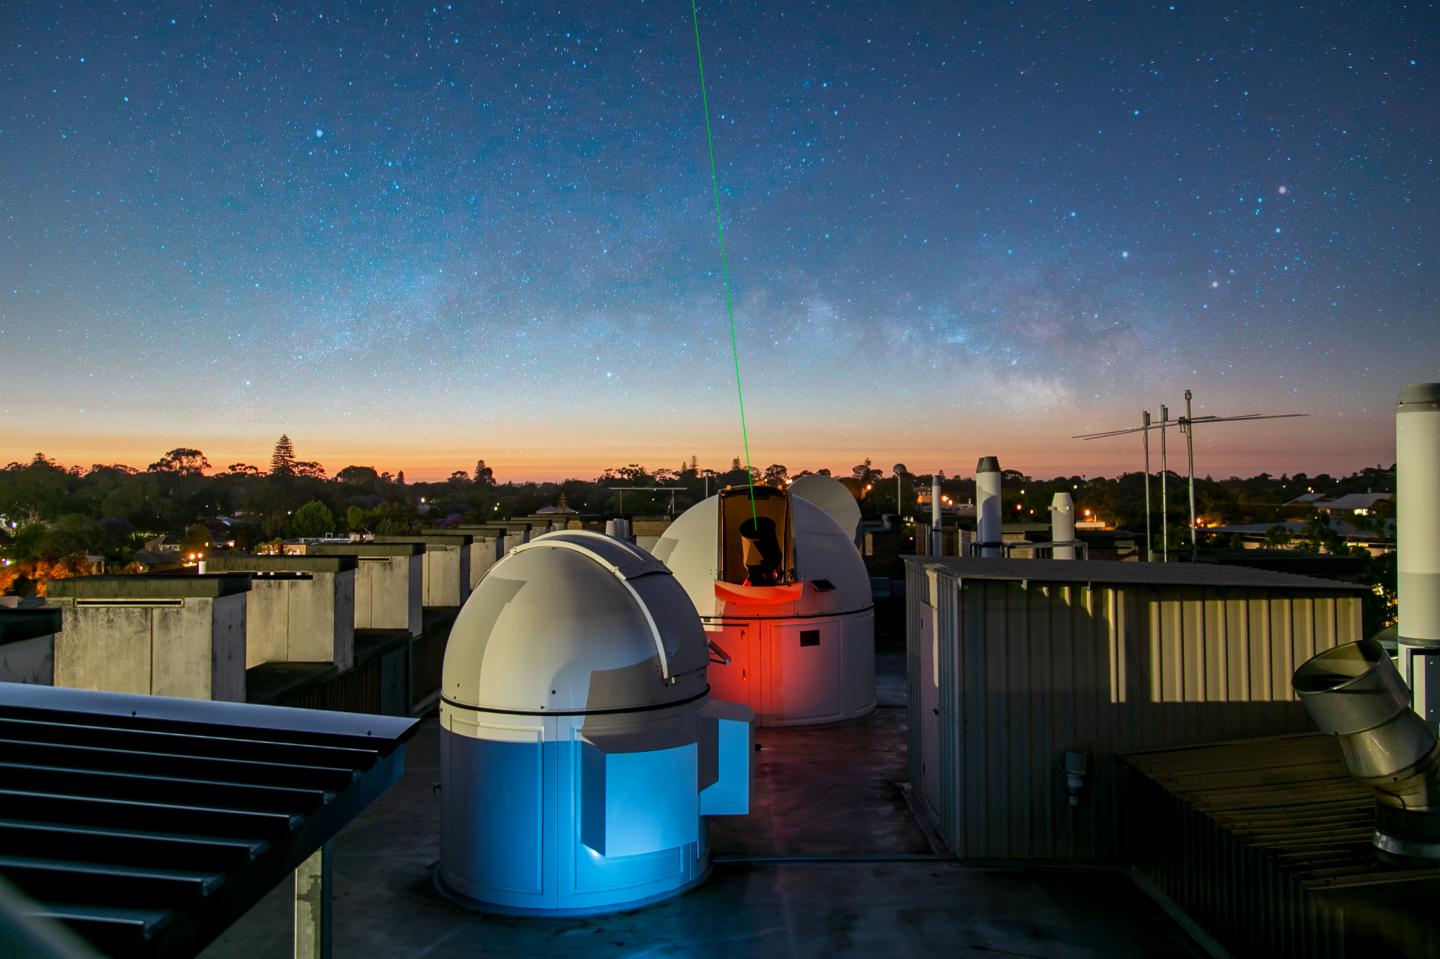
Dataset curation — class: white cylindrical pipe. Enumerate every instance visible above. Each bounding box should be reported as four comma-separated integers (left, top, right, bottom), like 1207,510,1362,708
1399,383,1440,643
1398,383,1440,720
976,456,1002,558
1050,492,1076,560
930,474,943,556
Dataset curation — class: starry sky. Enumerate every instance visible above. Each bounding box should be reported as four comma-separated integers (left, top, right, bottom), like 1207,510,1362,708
1,2,1435,482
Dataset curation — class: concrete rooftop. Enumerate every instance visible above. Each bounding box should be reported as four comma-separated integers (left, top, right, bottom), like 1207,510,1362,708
201,653,1207,958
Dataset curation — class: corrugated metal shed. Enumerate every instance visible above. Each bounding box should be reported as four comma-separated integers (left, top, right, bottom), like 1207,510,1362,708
0,682,417,958
1125,734,1440,958
905,557,1365,860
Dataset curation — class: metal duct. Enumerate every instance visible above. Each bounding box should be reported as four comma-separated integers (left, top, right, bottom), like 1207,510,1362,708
976,457,1002,558
931,474,943,556
1293,639,1440,863
1050,492,1076,560
1397,382,1440,718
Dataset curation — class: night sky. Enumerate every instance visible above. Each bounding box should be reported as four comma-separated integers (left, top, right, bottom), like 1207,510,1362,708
2,2,1435,481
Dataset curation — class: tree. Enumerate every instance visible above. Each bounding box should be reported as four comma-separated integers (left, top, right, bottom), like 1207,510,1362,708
1262,524,1294,548
336,465,380,488
291,500,336,538
148,448,211,475
473,460,495,487
852,458,880,485
226,463,262,476
180,524,211,555
763,464,789,486
292,460,327,480
270,435,297,477
100,476,172,530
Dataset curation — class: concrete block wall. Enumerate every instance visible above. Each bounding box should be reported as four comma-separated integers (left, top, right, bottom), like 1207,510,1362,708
0,608,61,684
204,556,358,669
374,534,472,608
302,543,425,636
45,575,250,701
426,529,504,590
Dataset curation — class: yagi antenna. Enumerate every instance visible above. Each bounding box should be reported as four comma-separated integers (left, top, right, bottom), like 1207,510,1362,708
1073,390,1307,562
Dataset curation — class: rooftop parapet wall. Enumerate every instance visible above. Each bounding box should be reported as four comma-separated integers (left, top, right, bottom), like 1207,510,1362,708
46,574,250,701
373,536,471,608
422,529,503,590
205,557,357,669
302,544,425,636
0,608,62,685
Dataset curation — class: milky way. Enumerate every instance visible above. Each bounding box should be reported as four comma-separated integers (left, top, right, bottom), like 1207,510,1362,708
1,2,1435,479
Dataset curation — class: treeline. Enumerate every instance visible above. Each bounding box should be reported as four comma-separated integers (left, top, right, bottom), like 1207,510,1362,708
0,438,1396,573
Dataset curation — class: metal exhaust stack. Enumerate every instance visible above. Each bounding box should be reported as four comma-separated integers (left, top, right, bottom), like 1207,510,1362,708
1398,382,1440,717
1293,640,1440,863
1050,491,1076,560
976,456,1002,558
931,473,943,556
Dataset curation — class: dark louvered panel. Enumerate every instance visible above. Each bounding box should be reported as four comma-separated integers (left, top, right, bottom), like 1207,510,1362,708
0,715,384,771
0,681,418,959
1125,733,1440,958
0,738,358,792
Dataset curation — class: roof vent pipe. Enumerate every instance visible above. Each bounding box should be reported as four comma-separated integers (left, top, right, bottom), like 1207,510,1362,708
1397,382,1440,718
976,457,1002,558
1050,492,1076,560
1293,640,1440,864
930,473,943,556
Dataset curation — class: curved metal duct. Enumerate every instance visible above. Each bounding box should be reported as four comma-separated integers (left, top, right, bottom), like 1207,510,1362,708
1293,639,1440,863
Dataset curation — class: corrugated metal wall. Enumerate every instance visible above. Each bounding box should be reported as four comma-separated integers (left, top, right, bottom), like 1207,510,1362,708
907,563,1363,860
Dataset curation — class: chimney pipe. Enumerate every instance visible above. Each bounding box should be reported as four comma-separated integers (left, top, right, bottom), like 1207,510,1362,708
1050,492,1076,560
976,457,1002,558
1398,383,1440,718
1294,640,1440,863
930,473,943,556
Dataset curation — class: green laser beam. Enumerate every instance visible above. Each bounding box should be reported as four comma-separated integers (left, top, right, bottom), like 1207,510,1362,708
690,0,758,525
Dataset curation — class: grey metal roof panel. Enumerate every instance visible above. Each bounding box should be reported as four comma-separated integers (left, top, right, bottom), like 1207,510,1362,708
904,556,1365,592
0,683,417,958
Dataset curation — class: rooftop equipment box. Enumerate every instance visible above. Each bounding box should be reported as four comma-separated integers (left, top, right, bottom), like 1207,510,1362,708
0,607,62,684
374,534,473,608
46,575,251,701
904,556,1366,860
204,555,359,669
301,542,425,637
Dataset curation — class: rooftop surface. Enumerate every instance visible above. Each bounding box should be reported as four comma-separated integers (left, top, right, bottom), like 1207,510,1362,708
200,654,1206,958
911,556,1365,592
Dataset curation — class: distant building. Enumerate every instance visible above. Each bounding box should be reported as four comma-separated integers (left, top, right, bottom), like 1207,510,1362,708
1285,490,1393,516
1209,517,1395,556
1314,491,1393,516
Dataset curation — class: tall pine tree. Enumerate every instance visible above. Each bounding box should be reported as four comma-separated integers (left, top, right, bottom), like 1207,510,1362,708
270,434,296,477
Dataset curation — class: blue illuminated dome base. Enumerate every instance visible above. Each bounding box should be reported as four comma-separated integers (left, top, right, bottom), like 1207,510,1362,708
431,853,713,920
436,531,752,917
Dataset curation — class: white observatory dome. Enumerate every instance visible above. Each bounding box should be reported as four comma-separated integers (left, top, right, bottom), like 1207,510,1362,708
444,530,709,714
652,491,876,726
438,529,753,917
653,494,871,620
789,473,863,544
